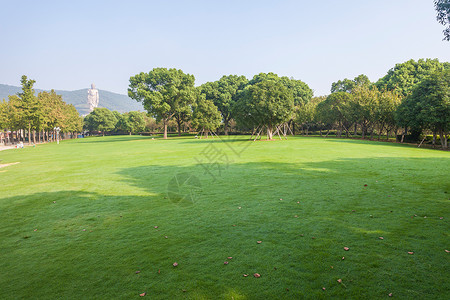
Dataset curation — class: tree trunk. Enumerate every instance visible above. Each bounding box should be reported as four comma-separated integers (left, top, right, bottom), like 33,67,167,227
176,116,182,136
28,124,31,145
267,126,273,140
129,132,132,135
439,130,447,149
432,131,436,148
163,120,168,139
224,119,229,135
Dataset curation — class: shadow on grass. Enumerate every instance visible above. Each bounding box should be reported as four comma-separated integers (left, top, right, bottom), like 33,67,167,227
1,156,449,299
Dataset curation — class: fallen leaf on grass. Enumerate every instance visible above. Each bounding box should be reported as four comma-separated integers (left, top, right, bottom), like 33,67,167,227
154,226,158,229
342,257,345,260
243,274,248,277
257,241,262,244
164,236,168,239
279,198,283,201
34,229,37,232
227,257,233,259
364,184,368,187
344,247,349,251
139,292,146,296
445,250,449,253
408,252,414,255
135,271,141,274
294,215,298,218
440,217,443,219
322,287,326,291
389,293,393,297
173,262,178,267
254,273,261,278
312,237,316,239
379,237,384,240
224,261,229,265
337,279,342,283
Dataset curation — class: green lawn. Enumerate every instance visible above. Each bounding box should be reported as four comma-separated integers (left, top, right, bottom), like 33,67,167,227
0,135,449,299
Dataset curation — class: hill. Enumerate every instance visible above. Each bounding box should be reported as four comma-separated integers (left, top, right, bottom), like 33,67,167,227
0,84,143,115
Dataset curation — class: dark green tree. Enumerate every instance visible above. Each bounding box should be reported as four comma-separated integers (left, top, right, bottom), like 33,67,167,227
398,70,450,148
435,0,450,41
376,59,450,96
235,79,294,140
84,108,118,136
331,74,371,93
200,75,248,135
128,68,196,139
191,95,222,137
15,76,41,145
117,111,146,135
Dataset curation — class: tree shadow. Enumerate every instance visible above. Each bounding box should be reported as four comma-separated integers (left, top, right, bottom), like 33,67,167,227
1,155,449,298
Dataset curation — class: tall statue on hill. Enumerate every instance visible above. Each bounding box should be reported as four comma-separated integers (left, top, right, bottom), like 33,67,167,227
87,83,99,112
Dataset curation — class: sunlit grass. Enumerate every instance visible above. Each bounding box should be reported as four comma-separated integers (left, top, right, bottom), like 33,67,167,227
0,135,449,299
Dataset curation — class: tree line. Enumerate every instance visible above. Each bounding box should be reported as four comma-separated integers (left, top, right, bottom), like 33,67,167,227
1,58,448,149
128,59,449,148
0,76,82,145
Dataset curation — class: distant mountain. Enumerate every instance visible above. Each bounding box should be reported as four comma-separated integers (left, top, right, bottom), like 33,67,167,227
0,84,144,115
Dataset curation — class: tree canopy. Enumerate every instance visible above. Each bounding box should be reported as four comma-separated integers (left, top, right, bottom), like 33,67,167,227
397,69,450,147
235,79,294,139
84,108,118,136
375,59,450,96
435,0,450,41
199,75,248,135
331,74,371,93
128,68,196,139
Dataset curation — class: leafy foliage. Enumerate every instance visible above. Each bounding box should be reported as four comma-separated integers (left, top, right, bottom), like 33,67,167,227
375,59,450,96
235,78,294,139
435,0,450,41
191,95,222,134
199,75,248,134
128,68,196,138
84,108,118,135
331,74,371,93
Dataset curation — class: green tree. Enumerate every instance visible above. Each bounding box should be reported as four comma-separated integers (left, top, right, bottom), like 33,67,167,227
350,86,379,139
374,90,402,140
375,59,450,96
399,70,450,148
435,0,450,41
84,108,117,136
331,74,371,93
316,92,354,137
235,79,294,140
15,76,41,145
117,111,146,135
295,97,322,135
128,68,196,139
191,95,222,137
200,75,248,135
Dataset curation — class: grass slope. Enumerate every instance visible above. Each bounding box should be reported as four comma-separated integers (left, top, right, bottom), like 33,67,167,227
0,136,449,299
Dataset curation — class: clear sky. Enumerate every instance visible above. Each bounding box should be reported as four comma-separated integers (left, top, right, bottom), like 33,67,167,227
0,0,448,96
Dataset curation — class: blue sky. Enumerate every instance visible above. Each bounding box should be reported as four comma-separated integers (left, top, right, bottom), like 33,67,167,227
0,0,448,96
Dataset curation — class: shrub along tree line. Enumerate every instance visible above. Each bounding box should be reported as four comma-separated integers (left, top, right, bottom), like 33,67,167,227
128,59,449,148
0,76,82,145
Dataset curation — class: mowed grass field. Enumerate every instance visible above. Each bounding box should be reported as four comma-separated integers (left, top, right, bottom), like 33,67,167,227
0,135,449,299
